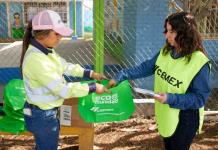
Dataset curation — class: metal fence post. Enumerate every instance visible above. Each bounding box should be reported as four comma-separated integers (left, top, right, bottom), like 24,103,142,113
94,0,104,73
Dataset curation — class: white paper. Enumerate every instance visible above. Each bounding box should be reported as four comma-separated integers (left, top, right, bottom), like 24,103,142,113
60,105,72,126
133,87,160,97
23,108,32,116
133,99,155,103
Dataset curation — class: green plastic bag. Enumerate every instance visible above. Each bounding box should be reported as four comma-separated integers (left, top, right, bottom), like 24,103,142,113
78,80,135,123
0,79,26,134
3,103,24,121
3,79,26,111
0,116,26,134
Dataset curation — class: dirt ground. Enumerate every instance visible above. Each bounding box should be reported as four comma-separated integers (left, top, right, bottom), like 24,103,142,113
0,116,217,150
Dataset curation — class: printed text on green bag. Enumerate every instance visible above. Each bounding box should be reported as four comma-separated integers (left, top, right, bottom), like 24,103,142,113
94,93,118,104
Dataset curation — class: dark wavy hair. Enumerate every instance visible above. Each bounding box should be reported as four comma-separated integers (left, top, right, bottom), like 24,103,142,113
163,12,206,62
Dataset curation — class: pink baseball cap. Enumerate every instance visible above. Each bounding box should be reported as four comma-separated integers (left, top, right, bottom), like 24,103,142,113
32,10,73,36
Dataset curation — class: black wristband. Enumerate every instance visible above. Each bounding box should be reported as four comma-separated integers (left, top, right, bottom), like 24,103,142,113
88,82,96,93
84,69,91,78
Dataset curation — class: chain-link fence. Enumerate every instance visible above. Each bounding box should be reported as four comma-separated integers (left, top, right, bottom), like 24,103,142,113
0,0,218,113
103,0,218,114
0,0,218,148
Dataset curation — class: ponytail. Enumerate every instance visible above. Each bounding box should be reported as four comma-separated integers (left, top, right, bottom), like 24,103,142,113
20,21,51,76
20,21,32,70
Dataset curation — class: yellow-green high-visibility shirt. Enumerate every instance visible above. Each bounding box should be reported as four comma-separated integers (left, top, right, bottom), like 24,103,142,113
154,49,209,137
22,45,91,110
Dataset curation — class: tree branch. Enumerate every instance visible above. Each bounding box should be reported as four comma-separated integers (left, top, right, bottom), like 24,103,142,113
169,0,183,12
183,0,190,11
196,0,213,21
191,0,201,15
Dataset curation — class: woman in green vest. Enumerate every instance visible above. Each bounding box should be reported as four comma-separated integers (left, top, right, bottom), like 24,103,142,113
108,12,211,150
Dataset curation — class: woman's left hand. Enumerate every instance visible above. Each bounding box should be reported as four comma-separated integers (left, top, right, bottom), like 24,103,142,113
91,72,108,81
154,93,167,104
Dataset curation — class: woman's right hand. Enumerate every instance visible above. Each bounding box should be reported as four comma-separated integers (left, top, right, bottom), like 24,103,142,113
108,79,117,88
95,83,112,94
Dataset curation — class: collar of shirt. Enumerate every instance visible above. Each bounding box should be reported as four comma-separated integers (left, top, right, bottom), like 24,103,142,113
170,48,185,59
30,38,53,55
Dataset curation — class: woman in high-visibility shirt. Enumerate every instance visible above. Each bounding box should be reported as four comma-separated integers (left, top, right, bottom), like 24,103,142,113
20,10,110,150
108,12,211,150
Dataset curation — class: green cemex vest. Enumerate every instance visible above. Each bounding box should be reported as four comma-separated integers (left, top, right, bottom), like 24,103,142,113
154,49,209,137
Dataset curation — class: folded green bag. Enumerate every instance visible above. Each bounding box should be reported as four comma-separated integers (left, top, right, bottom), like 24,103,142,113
0,79,26,134
0,116,26,134
3,79,26,111
78,80,135,123
3,103,24,121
